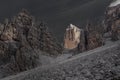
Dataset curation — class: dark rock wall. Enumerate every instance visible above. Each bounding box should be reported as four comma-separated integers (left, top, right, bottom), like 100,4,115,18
104,4,120,41
0,10,62,73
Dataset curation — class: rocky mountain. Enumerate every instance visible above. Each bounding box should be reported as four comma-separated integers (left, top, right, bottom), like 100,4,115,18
64,23,103,53
2,36,120,80
64,24,81,49
64,0,120,52
0,10,62,74
104,3,120,41
0,0,120,79
0,0,113,41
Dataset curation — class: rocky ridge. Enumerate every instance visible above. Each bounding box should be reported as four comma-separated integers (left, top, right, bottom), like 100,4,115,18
104,4,120,41
0,9,62,75
0,1,120,79
64,23,103,53
64,24,81,49
64,3,120,53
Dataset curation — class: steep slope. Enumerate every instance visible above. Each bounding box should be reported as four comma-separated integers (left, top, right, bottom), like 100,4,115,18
1,40,120,80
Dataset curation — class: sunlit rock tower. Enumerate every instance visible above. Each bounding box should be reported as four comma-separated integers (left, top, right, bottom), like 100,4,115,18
64,24,81,49
64,24,86,53
64,23,103,53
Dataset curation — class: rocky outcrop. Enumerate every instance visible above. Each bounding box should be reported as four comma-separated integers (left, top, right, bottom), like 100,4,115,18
104,4,120,41
64,23,103,52
77,29,86,52
0,9,62,73
36,23,63,55
64,24,81,49
85,23,103,50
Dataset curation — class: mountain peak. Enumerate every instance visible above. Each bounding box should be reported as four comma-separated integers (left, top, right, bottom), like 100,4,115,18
109,0,120,7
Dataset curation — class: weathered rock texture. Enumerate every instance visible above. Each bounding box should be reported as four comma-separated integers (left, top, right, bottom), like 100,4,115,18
77,29,86,52
85,23,103,50
64,24,81,49
104,4,120,41
0,10,62,73
2,41,120,80
64,23,103,52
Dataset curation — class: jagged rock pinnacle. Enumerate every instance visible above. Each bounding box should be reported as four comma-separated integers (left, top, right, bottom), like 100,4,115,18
64,23,103,53
0,9,63,73
64,24,81,49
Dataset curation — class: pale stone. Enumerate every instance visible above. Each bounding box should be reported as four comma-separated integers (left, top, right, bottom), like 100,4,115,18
64,24,81,49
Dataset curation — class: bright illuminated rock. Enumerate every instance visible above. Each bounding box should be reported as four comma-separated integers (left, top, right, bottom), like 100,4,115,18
64,24,81,49
109,0,120,7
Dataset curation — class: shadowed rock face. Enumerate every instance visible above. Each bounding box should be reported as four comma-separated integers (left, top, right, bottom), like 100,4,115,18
85,23,103,50
104,4,120,41
0,10,62,73
4,41,120,80
0,0,113,42
64,23,103,53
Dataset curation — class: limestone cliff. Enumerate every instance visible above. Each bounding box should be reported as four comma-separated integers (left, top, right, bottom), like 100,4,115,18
64,24,81,49
64,23,103,52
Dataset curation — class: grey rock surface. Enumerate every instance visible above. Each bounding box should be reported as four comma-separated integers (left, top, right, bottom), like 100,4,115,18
0,9,63,78
1,41,120,80
104,4,120,41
